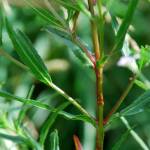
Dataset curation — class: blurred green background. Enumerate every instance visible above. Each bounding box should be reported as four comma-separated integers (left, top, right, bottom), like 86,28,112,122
0,0,150,149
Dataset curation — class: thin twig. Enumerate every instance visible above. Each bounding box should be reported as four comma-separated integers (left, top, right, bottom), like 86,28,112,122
49,82,96,126
104,75,137,125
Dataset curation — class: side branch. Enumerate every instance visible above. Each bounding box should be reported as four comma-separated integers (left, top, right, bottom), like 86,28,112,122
104,75,136,125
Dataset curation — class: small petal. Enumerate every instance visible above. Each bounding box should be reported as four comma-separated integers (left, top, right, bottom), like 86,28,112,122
117,56,139,73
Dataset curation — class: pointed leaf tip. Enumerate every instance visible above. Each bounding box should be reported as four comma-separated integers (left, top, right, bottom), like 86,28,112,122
73,135,83,150
5,18,52,85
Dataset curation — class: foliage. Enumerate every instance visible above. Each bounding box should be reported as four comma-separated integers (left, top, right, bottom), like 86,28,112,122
0,0,150,150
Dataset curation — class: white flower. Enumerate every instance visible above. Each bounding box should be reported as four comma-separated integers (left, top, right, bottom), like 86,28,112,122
117,56,139,73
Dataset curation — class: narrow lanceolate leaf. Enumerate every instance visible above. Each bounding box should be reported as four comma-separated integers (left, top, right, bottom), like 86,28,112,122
120,90,150,116
138,45,150,69
60,112,97,127
23,129,42,150
50,130,60,150
31,7,63,28
120,116,149,150
39,102,70,146
72,48,93,67
55,0,90,18
0,90,95,126
112,129,130,150
134,79,149,91
17,85,35,127
0,90,53,111
24,0,69,33
0,132,29,145
114,0,139,51
5,18,52,85
55,0,80,11
55,0,83,11
73,135,83,150
46,26,71,41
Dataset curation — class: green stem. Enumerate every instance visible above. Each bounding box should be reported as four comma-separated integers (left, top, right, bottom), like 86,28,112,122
88,0,100,59
49,82,95,124
96,68,104,150
97,0,104,51
88,0,104,149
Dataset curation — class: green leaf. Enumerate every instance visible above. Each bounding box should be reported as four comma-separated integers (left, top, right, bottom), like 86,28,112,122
0,48,28,70
55,0,88,13
138,45,150,69
104,0,128,18
120,116,150,150
16,85,35,128
24,0,64,28
5,18,52,85
0,132,29,145
0,90,53,111
46,25,71,41
120,90,150,116
114,0,139,51
104,113,120,129
112,129,130,150
134,79,149,90
0,90,95,126
71,48,93,67
23,128,42,150
55,0,90,18
50,130,60,150
55,0,81,11
96,55,108,68
60,111,97,127
39,102,70,146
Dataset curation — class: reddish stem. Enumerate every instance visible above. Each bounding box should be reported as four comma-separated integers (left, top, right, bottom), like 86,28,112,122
103,75,136,125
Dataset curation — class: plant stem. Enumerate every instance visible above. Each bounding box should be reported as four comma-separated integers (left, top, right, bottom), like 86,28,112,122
88,0,104,149
96,67,104,150
97,0,104,51
49,82,96,125
88,0,100,59
104,75,136,125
